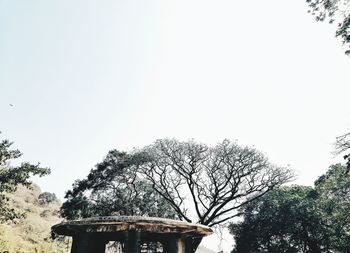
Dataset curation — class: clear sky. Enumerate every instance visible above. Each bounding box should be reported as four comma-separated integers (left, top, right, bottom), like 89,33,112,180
1,0,350,251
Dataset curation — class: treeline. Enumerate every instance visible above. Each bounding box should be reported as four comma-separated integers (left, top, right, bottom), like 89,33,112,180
59,136,350,252
1,133,350,252
60,139,293,252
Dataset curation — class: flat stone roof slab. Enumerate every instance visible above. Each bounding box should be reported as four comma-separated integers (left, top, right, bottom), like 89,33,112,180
52,216,213,238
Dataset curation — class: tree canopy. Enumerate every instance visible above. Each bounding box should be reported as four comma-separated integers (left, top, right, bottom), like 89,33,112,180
137,139,294,227
230,163,350,253
314,164,350,251
62,139,293,252
38,192,57,204
61,150,177,220
230,186,326,253
306,0,350,54
0,135,50,222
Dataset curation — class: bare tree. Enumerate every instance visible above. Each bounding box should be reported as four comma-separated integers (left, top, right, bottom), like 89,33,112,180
335,132,350,169
136,139,294,252
335,132,350,154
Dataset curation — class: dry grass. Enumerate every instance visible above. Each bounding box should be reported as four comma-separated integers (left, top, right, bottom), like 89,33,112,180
0,185,68,253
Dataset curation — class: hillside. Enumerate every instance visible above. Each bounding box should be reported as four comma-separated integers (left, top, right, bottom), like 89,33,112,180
0,185,216,253
0,184,68,253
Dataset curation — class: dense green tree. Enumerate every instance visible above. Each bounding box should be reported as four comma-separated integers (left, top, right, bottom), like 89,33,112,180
306,0,350,54
230,164,350,253
38,192,57,204
61,150,177,220
314,164,350,252
0,135,50,222
229,186,327,253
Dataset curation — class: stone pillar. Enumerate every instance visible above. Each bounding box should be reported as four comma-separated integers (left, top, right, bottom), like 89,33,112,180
125,230,141,253
163,238,186,253
71,234,106,253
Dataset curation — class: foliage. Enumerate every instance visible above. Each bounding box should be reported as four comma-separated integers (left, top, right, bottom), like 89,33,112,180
230,164,350,253
229,186,326,253
0,135,50,222
0,184,68,253
38,192,58,204
137,139,294,227
62,139,293,252
306,0,350,54
63,139,294,226
61,150,177,220
314,164,350,252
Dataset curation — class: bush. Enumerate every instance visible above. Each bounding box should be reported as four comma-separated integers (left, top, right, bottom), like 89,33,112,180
38,192,57,204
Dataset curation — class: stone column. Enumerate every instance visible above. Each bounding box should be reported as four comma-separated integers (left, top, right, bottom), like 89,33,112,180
163,237,186,253
71,234,106,253
125,230,141,253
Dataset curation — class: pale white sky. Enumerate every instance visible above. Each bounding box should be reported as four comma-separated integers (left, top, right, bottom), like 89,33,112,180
1,0,350,251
